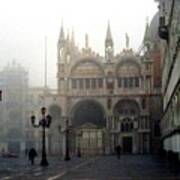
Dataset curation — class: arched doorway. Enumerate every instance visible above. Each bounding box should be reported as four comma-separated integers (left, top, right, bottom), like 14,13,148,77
71,100,106,156
113,99,140,154
48,105,62,155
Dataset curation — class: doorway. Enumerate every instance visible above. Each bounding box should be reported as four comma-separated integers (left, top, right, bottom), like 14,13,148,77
122,137,132,153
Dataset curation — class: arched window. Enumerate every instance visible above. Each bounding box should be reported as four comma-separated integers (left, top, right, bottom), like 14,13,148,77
125,123,129,132
142,98,146,109
121,123,124,132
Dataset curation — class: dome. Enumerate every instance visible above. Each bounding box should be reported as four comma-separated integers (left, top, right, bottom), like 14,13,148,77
148,12,160,43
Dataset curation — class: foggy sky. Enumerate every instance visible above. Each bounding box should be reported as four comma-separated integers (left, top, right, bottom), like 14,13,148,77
0,0,158,88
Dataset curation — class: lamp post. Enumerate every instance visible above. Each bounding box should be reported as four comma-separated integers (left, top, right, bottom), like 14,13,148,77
30,107,52,167
77,131,82,157
58,116,71,161
64,118,70,161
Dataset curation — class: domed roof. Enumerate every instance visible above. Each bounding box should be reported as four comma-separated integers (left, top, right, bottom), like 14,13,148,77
148,12,160,42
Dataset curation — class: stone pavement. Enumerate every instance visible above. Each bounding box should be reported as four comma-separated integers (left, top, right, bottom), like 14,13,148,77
0,156,96,180
0,155,180,180
60,155,180,180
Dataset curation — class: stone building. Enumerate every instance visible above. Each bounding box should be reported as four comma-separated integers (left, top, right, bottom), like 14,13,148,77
156,0,180,160
0,62,28,154
54,22,156,156
142,13,163,153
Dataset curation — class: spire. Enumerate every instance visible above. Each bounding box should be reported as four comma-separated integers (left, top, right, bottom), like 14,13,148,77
125,33,130,49
66,29,70,42
59,20,65,41
71,28,75,47
57,20,65,63
85,33,89,49
106,20,113,41
105,20,114,61
143,17,150,43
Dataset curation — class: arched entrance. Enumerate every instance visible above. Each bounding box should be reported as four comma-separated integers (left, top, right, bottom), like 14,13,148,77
113,99,140,154
71,100,106,156
49,105,61,121
48,105,62,155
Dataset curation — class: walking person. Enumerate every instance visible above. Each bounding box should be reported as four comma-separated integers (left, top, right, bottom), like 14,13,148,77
28,148,37,165
115,145,121,159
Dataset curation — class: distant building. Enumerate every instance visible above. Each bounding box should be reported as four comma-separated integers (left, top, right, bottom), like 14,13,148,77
0,62,28,154
157,0,180,160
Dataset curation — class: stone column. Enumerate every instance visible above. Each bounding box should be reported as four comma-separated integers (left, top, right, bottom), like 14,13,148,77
133,120,138,154
103,78,106,94
106,116,109,129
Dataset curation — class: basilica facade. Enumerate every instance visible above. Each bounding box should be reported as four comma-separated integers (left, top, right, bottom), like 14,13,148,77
53,22,157,156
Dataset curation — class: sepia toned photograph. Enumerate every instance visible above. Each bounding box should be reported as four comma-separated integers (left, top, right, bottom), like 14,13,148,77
0,0,179,179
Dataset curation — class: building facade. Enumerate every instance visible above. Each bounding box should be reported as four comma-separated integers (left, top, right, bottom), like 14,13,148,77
142,12,163,153
0,62,28,154
157,0,180,160
55,22,157,156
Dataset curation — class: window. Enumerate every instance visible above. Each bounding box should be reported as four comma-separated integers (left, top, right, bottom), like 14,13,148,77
92,79,96,89
72,79,77,89
124,78,128,88
118,78,122,87
142,98,146,109
130,122,133,130
125,123,129,131
85,79,90,89
121,124,124,132
129,77,133,88
98,78,103,88
135,77,139,87
79,79,83,89
154,121,161,137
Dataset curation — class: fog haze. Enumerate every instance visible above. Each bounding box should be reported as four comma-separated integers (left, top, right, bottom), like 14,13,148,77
0,0,157,88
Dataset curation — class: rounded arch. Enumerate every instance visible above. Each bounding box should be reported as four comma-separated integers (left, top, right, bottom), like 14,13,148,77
48,104,62,121
113,99,140,117
115,58,141,77
70,58,104,77
71,99,106,128
121,117,134,132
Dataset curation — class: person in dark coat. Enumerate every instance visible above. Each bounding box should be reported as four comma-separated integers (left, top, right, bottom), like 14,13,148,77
28,148,37,165
115,145,121,159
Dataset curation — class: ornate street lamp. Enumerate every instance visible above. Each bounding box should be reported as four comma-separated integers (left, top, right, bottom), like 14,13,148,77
30,107,52,167
77,131,83,157
58,116,71,161
64,119,70,161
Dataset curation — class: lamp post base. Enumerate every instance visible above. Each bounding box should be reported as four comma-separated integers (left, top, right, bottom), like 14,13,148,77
64,155,70,161
77,148,81,157
40,158,49,167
